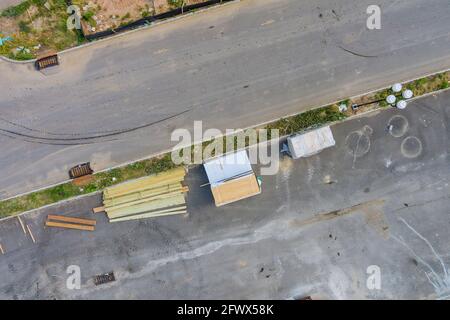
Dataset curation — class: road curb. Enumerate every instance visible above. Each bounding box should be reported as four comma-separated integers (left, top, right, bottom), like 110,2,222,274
0,55,36,64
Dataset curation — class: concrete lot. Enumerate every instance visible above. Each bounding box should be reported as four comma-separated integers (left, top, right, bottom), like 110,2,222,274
0,0,450,198
1,90,449,299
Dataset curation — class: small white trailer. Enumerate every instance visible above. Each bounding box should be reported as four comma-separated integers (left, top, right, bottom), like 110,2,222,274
286,126,336,159
203,150,261,207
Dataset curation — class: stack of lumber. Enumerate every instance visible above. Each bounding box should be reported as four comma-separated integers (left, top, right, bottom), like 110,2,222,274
102,167,188,223
45,215,96,231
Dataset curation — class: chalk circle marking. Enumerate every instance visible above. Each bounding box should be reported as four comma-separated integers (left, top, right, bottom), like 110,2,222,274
345,128,372,158
401,136,423,159
388,115,409,138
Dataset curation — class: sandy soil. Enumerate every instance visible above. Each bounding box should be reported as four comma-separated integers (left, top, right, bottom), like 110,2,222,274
76,0,154,33
154,0,210,14
0,17,18,36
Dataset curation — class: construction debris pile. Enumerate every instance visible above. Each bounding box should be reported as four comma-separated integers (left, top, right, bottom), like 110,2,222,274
102,167,188,223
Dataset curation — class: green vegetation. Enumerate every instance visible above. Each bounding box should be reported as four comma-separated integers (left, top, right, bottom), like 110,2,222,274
18,20,31,33
0,0,85,59
406,73,449,96
168,0,185,8
81,10,97,28
266,105,346,136
82,10,94,21
13,49,34,60
374,88,391,107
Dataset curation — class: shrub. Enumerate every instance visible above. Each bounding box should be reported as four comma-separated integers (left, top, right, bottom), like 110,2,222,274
19,20,31,33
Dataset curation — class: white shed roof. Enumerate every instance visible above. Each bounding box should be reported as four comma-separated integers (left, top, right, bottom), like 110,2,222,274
203,150,253,186
287,126,335,159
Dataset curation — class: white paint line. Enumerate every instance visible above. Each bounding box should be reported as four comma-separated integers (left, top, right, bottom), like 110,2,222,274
399,217,448,278
0,243,4,254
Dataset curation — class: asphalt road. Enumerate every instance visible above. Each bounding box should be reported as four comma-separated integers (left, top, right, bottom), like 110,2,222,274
0,0,450,198
0,0,21,10
1,91,449,299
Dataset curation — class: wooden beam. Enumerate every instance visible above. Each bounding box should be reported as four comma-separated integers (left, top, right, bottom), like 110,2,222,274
111,205,187,219
27,225,36,243
17,216,26,234
45,221,95,231
106,194,186,219
109,209,187,222
104,183,185,207
93,206,105,214
47,215,96,226
104,167,186,199
104,176,186,199
104,187,189,211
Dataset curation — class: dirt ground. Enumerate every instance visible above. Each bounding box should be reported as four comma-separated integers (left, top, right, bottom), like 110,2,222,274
76,0,211,34
73,0,154,33
153,0,209,14
0,16,18,35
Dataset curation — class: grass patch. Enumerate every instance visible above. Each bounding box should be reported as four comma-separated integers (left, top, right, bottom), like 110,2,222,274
266,105,346,136
0,0,85,60
18,20,31,33
168,0,185,8
406,73,449,96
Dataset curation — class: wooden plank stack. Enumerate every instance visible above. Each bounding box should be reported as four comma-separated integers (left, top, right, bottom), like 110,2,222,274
102,167,188,223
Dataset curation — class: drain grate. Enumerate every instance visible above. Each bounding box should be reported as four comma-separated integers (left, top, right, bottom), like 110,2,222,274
94,272,115,286
69,162,94,179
